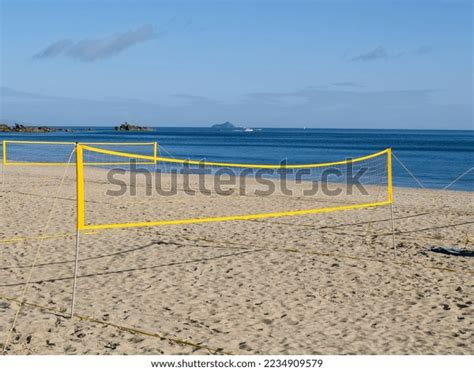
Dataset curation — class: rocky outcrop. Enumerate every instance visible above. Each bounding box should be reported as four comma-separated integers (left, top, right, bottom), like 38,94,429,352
0,123,56,132
114,122,152,131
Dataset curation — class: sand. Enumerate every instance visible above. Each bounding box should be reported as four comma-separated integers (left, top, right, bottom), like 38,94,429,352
0,164,472,355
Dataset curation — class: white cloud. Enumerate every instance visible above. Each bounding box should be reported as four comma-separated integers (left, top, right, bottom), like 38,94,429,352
33,25,157,62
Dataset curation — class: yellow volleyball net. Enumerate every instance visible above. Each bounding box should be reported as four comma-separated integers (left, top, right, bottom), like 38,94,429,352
2,140,158,166
76,144,393,231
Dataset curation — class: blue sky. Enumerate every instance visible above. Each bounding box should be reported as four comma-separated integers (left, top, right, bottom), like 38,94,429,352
0,0,472,129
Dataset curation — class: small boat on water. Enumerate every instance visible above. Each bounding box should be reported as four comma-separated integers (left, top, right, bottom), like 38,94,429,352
244,128,254,132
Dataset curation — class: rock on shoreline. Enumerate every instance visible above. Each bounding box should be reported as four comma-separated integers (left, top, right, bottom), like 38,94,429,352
0,123,56,133
114,122,152,131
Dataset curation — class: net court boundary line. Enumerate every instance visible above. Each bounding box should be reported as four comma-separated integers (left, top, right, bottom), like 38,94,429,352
188,235,473,275
0,224,469,275
0,221,468,276
0,231,99,244
0,295,229,355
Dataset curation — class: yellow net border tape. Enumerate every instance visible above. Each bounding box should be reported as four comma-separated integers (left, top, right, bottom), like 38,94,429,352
76,145,392,231
82,144,390,169
2,140,158,166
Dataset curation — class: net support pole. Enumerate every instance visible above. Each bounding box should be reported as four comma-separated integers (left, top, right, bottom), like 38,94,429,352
153,142,158,174
1,140,6,184
390,203,396,258
387,148,396,258
71,142,83,318
71,229,80,318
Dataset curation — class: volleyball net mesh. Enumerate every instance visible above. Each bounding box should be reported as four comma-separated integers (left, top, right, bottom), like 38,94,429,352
2,140,157,166
77,144,392,231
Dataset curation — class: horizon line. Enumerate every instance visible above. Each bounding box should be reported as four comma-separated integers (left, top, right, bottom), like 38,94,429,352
1,124,472,132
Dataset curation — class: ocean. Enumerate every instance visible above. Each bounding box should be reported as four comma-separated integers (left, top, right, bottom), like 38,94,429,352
1,127,473,191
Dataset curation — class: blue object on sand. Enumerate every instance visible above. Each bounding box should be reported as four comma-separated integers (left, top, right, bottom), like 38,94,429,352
430,247,474,257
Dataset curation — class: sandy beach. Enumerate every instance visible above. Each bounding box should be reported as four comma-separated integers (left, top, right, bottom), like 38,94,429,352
0,164,472,355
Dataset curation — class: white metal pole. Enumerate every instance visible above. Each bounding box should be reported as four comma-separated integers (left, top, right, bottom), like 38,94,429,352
71,229,80,318
1,141,5,185
71,142,80,318
154,142,159,174
390,203,396,258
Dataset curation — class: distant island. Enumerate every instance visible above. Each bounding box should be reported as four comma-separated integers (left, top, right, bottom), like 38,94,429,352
0,123,56,133
114,122,152,132
211,121,243,130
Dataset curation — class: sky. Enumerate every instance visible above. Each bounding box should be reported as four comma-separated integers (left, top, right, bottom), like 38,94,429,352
0,0,472,129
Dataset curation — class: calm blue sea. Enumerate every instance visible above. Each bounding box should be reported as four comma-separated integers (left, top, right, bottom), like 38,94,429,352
1,127,473,191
